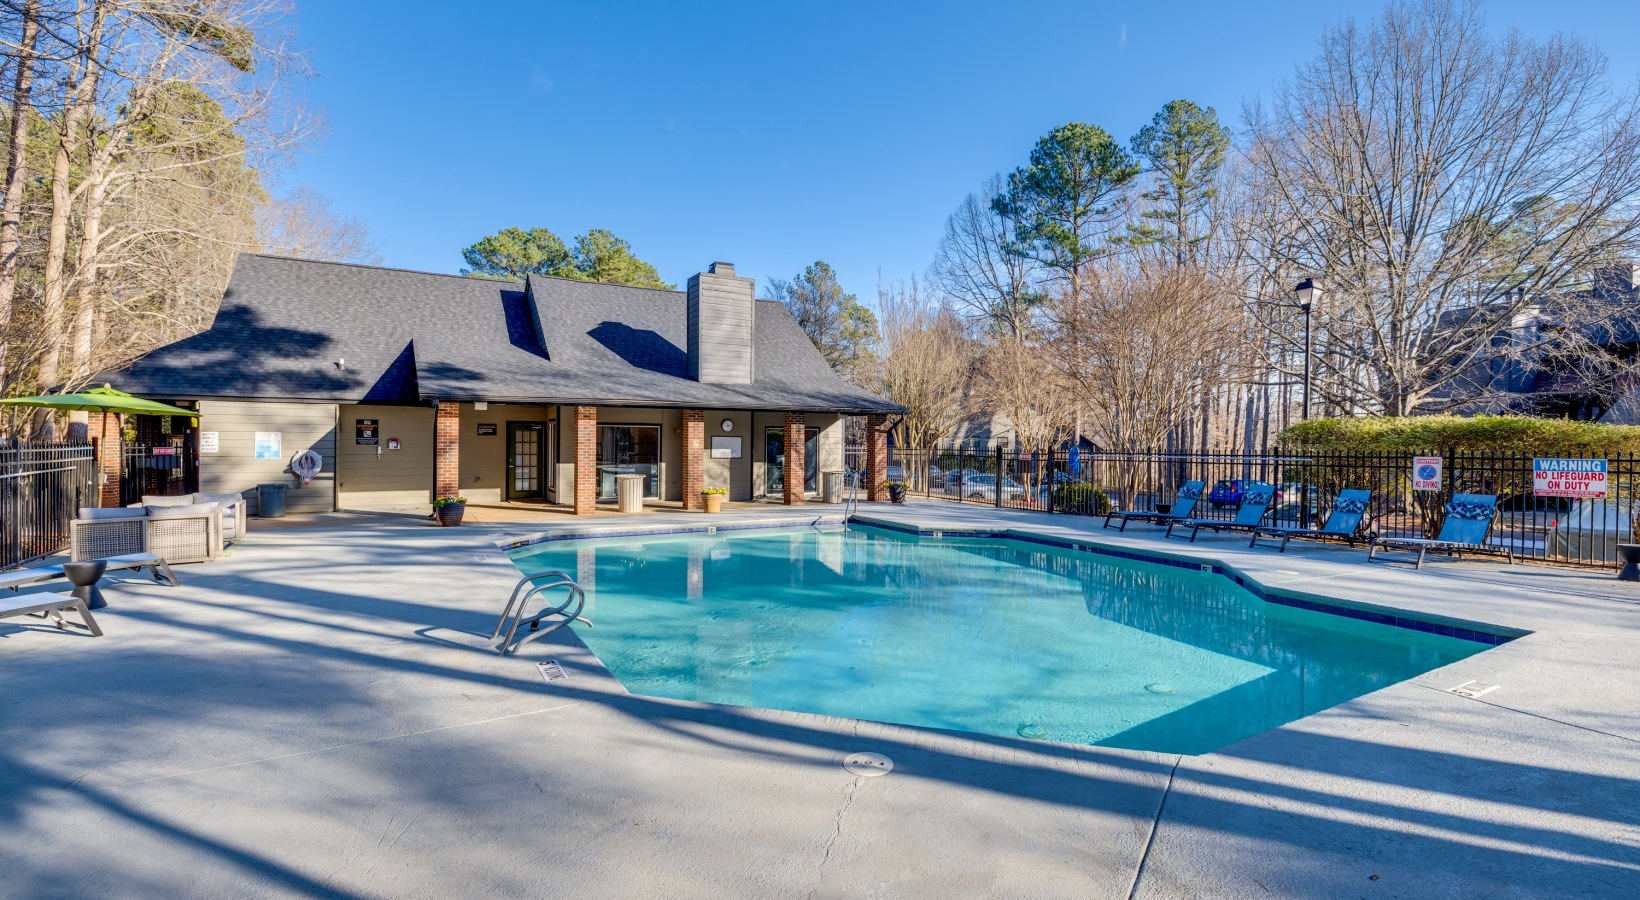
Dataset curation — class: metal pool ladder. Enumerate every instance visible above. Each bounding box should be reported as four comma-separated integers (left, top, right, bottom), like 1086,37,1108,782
491,569,591,656
844,470,860,516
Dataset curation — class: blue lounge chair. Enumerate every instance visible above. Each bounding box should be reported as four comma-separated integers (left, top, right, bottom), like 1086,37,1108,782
1166,482,1276,542
1249,489,1373,552
1368,494,1514,568
1103,481,1205,532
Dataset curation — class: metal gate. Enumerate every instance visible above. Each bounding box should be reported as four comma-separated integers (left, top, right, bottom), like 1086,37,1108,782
120,438,196,506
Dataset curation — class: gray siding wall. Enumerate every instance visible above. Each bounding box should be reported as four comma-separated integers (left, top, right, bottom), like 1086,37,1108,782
196,399,337,515
336,405,435,511
702,410,754,501
686,265,755,384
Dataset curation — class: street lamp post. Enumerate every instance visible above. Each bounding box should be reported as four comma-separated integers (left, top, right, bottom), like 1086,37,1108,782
1293,279,1322,420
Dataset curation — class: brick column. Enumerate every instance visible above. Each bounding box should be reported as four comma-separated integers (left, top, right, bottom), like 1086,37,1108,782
92,411,121,508
865,414,888,502
783,412,805,505
682,409,705,511
434,401,461,499
574,405,597,515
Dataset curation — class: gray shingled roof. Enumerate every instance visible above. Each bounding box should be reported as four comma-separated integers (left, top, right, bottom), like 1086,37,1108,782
105,254,902,414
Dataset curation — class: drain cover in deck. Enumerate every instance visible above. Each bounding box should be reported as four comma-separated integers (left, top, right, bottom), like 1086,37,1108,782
842,752,893,776
1449,680,1499,699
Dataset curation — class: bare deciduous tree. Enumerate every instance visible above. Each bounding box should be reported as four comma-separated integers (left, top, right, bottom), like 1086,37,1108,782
257,186,384,264
1240,0,1640,416
866,276,973,488
0,0,314,439
930,175,1042,338
1047,260,1248,496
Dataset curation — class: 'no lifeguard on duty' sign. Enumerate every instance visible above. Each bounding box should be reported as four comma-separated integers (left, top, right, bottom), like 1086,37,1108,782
1533,458,1608,499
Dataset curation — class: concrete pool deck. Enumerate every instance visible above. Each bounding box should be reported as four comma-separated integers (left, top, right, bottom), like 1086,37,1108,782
2,501,1637,897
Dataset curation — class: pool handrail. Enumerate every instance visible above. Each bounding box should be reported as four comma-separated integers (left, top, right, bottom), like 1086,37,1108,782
493,569,591,656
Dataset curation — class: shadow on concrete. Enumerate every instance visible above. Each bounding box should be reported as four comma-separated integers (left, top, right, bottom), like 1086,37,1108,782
2,519,1637,896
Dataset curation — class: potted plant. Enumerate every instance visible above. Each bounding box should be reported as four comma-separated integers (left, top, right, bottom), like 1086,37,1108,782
884,481,909,504
433,495,468,526
702,486,727,513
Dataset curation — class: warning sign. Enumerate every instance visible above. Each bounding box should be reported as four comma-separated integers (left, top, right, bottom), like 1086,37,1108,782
1412,456,1442,492
1533,458,1608,499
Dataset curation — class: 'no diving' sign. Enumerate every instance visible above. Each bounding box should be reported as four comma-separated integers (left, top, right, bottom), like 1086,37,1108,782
1412,456,1442,492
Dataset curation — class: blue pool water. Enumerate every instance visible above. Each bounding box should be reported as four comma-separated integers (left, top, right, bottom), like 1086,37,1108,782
510,524,1488,754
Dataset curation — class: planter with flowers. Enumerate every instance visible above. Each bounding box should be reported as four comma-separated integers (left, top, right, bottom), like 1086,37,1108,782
433,495,468,526
884,481,909,504
702,486,727,513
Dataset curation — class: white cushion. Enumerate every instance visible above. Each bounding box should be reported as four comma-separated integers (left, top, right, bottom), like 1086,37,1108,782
146,503,215,519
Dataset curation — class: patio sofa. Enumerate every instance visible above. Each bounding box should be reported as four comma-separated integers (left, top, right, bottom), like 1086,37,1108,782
70,492,246,564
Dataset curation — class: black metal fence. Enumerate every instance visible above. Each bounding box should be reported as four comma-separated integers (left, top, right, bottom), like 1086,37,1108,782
849,444,1638,569
1,442,97,570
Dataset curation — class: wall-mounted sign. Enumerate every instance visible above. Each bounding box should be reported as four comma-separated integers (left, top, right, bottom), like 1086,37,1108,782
356,419,379,445
476,423,498,436
1533,458,1608,499
200,431,219,454
710,436,742,459
386,437,402,451
254,432,282,460
151,446,176,456
1412,456,1442,491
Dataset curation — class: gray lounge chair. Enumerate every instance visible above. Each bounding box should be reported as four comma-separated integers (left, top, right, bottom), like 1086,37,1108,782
1,552,178,592
1249,489,1373,552
1167,482,1277,542
1103,481,1205,531
1368,493,1514,568
0,592,102,636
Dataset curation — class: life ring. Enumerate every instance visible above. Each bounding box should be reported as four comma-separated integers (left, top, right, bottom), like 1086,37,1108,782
291,449,323,485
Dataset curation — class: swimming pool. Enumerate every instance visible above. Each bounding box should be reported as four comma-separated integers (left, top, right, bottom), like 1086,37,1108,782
509,524,1493,754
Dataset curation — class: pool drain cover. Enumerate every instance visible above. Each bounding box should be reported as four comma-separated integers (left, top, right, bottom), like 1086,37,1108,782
842,752,893,777
537,661,569,682
1449,680,1499,699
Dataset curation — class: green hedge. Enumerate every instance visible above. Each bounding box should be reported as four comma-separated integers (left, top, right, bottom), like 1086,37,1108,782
1280,415,1640,455
1053,482,1112,515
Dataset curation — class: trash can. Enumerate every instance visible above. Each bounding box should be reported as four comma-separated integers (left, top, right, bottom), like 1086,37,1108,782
822,471,844,504
257,482,289,518
615,473,645,513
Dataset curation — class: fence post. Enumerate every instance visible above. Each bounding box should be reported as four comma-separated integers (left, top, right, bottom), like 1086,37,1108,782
1046,447,1055,514
995,445,1004,509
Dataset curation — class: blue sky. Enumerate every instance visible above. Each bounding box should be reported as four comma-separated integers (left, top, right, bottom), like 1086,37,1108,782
282,1,1640,299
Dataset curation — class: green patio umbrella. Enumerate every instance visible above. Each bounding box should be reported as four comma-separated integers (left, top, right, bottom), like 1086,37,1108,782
0,385,198,423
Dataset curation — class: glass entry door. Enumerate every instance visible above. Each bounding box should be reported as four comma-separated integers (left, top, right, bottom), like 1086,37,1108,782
765,427,819,496
507,422,547,500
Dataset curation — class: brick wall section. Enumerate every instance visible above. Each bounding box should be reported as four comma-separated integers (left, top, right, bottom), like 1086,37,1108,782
865,414,888,502
574,405,597,515
434,402,461,499
93,411,121,507
681,409,705,511
783,411,805,505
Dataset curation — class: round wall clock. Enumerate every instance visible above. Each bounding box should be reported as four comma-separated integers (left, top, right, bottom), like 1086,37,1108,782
721,419,734,432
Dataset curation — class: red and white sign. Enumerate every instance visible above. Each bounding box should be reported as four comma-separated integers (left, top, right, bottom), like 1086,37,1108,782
1533,458,1608,499
1412,456,1442,492
151,446,176,456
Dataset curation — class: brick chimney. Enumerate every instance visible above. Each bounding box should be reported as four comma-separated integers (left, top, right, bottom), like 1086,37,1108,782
687,261,755,384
